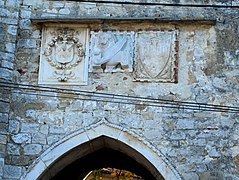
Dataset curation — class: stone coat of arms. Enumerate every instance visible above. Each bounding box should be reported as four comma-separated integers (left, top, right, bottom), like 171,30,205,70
38,25,88,85
134,30,178,82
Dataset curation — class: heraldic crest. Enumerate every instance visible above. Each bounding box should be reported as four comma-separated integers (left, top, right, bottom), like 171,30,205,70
44,28,85,82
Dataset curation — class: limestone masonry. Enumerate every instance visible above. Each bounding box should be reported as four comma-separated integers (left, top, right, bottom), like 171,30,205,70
0,0,239,179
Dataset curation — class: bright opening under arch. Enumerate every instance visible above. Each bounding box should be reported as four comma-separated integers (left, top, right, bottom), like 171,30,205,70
21,120,182,180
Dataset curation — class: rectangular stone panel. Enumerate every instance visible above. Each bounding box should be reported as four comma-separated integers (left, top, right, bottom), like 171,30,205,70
134,30,178,83
38,24,89,85
89,31,134,73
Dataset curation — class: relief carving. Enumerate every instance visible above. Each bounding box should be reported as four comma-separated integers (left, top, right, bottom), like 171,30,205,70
44,28,84,82
134,30,178,82
39,25,88,85
89,31,134,72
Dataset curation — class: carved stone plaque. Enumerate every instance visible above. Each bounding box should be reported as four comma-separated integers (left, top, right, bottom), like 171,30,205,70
89,31,134,73
38,24,89,85
134,30,178,82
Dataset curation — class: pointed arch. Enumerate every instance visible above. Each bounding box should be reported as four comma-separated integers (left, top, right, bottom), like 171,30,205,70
21,119,182,180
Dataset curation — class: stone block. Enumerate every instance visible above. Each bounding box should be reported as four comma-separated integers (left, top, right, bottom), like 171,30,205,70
47,135,61,145
49,126,65,134
39,125,49,135
208,148,221,158
11,133,31,144
66,100,83,111
0,144,5,156
5,0,21,8
20,10,32,19
17,39,37,49
6,10,19,18
19,19,32,29
51,1,64,8
25,109,37,119
7,25,17,36
3,165,22,179
0,52,14,61
23,0,43,6
7,143,20,155
5,43,16,53
0,158,4,177
0,123,8,134
21,123,39,133
1,60,14,69
59,8,70,15
0,113,8,123
23,144,42,155
0,135,7,144
0,68,13,81
32,134,47,144
83,101,97,111
2,18,18,25
170,131,186,140
37,111,64,125
176,119,195,130
63,112,83,126
11,155,31,166
104,102,119,111
199,171,224,180
43,8,58,14
0,8,7,16
32,30,40,39
9,120,20,134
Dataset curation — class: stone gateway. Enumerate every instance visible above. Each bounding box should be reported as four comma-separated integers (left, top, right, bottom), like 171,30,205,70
0,0,239,180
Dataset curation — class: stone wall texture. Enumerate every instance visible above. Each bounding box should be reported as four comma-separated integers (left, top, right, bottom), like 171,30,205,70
0,0,239,179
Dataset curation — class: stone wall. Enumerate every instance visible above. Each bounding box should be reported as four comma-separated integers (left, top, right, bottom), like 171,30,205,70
0,0,22,179
0,0,239,179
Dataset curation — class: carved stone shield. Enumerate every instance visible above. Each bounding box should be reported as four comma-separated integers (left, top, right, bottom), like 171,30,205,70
134,30,178,82
38,24,89,85
55,42,74,64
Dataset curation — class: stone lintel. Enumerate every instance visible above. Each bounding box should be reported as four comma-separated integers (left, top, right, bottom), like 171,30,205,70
30,16,216,25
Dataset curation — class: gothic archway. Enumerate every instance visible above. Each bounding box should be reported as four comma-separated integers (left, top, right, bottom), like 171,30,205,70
21,120,182,180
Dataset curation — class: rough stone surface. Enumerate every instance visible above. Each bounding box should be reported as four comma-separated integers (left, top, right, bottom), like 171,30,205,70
0,0,239,180
23,144,42,155
11,133,31,144
3,165,22,179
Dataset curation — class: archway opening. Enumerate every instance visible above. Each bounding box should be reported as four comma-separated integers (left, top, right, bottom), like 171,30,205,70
38,136,164,180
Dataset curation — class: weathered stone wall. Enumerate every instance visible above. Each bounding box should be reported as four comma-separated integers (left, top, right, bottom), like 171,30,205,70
0,0,239,179
0,0,22,179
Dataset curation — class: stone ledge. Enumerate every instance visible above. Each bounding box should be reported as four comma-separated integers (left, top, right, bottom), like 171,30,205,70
30,16,216,25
